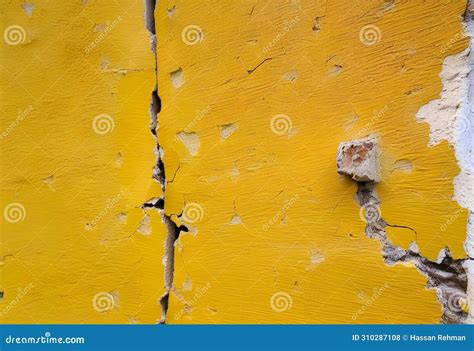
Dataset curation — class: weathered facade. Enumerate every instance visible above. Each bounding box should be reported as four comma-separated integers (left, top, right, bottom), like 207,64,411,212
1,0,473,324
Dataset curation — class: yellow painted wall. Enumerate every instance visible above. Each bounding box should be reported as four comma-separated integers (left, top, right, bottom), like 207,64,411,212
156,0,468,323
1,0,163,323
0,0,470,324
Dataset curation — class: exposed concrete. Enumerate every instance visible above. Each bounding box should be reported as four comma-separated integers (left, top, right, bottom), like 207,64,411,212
338,123,471,323
337,137,380,183
355,182,470,324
151,0,471,324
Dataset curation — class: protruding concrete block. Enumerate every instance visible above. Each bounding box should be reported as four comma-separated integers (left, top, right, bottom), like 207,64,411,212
336,137,380,183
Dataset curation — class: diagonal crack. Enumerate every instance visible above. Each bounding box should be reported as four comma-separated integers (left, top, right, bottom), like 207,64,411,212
356,182,470,324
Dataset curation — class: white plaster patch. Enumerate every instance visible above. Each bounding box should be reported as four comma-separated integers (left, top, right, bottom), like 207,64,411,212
416,50,470,147
229,214,242,225
116,212,127,224
170,68,184,88
220,123,237,141
393,159,413,173
282,70,298,81
137,214,151,235
229,166,240,181
182,274,192,291
416,13,474,323
21,3,34,17
177,131,200,156
310,249,325,265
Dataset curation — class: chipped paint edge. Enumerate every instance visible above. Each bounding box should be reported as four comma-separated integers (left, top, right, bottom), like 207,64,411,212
415,2,474,323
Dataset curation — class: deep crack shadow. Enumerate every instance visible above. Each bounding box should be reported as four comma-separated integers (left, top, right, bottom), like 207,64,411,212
356,182,469,324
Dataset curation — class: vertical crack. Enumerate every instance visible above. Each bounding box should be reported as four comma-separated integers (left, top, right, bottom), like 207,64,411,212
144,0,182,324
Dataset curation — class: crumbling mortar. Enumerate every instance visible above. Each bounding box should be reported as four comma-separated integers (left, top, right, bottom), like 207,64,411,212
356,182,470,324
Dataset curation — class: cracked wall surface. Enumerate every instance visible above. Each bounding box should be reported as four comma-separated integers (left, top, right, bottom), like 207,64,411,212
154,0,473,323
0,1,165,323
1,0,473,325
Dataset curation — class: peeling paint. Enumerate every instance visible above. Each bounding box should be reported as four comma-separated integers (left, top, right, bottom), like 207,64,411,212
2,0,473,325
156,0,470,324
415,1,474,323
356,181,470,324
